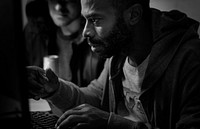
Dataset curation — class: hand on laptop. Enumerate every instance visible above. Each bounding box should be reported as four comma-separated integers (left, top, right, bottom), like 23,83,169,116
55,104,109,129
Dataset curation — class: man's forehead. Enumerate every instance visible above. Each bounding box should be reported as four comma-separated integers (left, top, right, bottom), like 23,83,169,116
81,0,114,16
81,0,112,9
47,0,78,3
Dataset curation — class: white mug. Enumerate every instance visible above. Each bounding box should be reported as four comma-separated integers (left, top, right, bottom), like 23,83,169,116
43,55,59,75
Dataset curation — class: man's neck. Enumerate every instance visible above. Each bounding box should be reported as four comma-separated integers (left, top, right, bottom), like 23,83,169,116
127,20,153,67
60,18,81,36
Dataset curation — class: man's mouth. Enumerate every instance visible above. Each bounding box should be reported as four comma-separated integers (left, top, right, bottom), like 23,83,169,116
88,39,102,46
55,12,68,17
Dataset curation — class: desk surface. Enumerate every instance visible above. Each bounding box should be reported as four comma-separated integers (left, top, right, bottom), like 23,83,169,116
29,99,51,112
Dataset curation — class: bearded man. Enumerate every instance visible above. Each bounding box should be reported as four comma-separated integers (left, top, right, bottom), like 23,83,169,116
27,0,200,128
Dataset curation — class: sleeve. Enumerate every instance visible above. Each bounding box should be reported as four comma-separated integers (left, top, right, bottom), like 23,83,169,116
176,39,200,129
107,112,150,129
176,66,200,129
46,59,110,113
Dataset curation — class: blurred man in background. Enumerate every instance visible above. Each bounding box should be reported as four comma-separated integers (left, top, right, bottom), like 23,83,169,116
24,0,105,127
24,0,105,87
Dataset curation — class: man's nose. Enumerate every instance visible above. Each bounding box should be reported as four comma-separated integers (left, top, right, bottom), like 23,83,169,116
82,21,94,38
54,3,68,13
55,3,61,11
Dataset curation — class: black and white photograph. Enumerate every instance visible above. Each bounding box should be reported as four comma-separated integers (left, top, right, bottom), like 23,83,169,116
1,0,200,129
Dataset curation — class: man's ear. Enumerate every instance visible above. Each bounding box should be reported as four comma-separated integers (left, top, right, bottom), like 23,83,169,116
124,4,143,25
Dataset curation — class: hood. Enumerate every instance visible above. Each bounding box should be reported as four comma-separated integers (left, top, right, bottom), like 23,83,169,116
151,8,199,42
25,0,49,19
140,9,199,91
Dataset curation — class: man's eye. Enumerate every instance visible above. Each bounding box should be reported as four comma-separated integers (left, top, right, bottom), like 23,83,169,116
90,18,100,25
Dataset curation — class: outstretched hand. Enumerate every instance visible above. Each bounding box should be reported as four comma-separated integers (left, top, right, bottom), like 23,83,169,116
55,104,109,129
26,66,59,100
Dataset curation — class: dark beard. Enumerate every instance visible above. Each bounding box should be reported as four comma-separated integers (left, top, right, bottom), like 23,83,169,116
89,17,131,58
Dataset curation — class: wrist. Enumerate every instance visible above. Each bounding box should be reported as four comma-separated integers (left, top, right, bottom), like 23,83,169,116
42,82,60,99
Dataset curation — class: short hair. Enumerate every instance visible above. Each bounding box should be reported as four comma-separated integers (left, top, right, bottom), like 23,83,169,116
26,0,49,19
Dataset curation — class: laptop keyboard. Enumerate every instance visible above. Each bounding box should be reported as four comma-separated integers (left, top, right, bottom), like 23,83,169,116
30,111,59,129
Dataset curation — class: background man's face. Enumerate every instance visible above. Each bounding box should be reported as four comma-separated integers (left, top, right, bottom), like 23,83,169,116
81,0,131,58
48,0,81,27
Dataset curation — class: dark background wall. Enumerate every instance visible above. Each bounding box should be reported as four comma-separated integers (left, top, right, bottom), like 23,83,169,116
0,0,30,128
